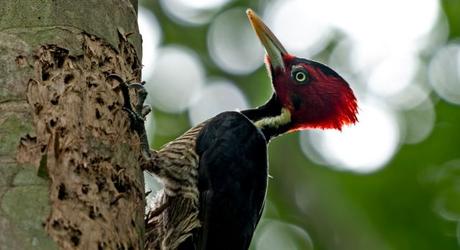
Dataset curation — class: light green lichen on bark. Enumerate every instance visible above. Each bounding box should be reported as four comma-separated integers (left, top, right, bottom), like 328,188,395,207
1,186,56,250
0,30,56,250
0,114,33,154
0,0,141,56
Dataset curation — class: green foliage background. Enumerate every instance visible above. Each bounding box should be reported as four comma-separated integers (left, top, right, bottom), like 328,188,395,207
141,0,460,249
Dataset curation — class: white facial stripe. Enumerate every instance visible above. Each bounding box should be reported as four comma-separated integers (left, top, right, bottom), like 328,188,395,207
255,108,291,129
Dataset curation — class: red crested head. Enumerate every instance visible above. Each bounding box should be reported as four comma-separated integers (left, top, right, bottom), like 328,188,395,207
269,56,358,131
246,9,358,134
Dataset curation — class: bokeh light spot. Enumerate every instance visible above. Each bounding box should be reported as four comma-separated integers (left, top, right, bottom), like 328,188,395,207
145,46,205,113
255,220,313,250
208,8,264,75
176,0,231,9
329,39,388,76
138,7,161,81
327,0,439,47
388,84,431,111
300,100,400,173
429,43,460,105
160,0,232,26
436,186,460,222
432,160,460,222
265,0,332,57
368,52,421,98
188,80,249,125
400,99,435,144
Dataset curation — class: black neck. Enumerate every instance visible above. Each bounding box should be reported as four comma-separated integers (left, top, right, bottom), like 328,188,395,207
241,94,291,141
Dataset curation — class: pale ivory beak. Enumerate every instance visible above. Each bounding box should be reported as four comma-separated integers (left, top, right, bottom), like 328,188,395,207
247,8,288,70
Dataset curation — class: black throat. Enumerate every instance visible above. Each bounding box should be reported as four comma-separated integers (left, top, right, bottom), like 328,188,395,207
241,94,291,141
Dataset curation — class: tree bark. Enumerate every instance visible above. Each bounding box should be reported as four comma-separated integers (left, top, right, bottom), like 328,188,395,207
0,1,145,249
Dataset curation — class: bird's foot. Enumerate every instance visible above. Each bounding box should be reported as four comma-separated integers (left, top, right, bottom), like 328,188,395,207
108,74,153,162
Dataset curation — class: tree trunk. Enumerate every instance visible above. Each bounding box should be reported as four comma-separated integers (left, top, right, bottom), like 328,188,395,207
0,1,145,249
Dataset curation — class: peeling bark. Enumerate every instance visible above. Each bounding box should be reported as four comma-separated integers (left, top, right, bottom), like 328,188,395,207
0,1,145,249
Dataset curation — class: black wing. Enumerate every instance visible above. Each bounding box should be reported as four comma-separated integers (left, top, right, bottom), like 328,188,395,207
192,111,268,250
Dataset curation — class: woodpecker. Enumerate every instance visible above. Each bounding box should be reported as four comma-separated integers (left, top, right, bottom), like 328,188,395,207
123,9,358,250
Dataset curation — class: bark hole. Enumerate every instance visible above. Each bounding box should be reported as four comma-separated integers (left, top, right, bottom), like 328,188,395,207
69,228,82,246
64,74,74,84
49,118,58,128
96,176,106,192
95,108,101,119
88,206,100,219
98,242,106,250
42,71,50,81
50,94,60,105
96,96,105,104
81,184,89,194
131,219,136,228
58,183,67,200
108,102,117,111
51,219,63,230
112,175,128,193
33,102,43,114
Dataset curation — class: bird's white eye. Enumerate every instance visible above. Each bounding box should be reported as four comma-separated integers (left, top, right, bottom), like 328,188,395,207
292,69,309,84
295,72,306,81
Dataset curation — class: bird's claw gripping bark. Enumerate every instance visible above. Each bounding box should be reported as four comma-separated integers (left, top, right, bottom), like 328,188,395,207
108,74,153,163
125,82,150,117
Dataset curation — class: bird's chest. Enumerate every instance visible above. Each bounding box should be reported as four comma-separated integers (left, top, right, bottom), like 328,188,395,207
156,123,205,199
